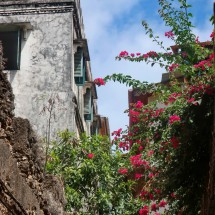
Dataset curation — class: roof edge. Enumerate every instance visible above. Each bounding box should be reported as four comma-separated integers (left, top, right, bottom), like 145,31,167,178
0,0,74,6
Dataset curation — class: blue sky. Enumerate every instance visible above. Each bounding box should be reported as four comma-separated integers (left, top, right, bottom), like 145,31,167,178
81,0,213,133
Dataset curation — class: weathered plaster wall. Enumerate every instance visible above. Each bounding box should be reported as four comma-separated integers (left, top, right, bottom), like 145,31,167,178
0,11,78,139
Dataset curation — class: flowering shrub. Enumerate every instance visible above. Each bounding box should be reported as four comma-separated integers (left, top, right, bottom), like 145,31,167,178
47,132,143,214
94,0,214,214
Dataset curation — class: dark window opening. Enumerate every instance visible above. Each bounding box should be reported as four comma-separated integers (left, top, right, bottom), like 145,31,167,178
74,47,86,86
84,88,93,121
0,30,21,70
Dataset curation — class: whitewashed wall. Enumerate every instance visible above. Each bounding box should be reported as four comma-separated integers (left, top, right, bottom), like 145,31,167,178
0,12,79,139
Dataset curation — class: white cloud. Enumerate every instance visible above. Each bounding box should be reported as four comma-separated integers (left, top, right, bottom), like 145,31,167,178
81,0,141,43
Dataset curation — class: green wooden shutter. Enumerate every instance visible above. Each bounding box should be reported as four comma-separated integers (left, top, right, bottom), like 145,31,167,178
84,89,93,121
74,47,86,85
84,89,91,114
84,107,93,121
74,47,83,77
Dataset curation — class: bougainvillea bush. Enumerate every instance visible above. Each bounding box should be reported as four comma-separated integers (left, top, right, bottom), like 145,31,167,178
111,86,213,215
95,0,214,214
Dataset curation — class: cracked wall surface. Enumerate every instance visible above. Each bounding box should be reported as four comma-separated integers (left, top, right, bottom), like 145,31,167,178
0,4,78,139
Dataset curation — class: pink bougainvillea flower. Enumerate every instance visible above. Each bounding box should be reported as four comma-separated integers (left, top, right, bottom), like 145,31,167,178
136,140,141,144
148,173,155,178
118,168,128,175
149,193,154,200
136,52,141,56
129,109,140,123
153,108,164,117
205,85,214,95
119,50,129,57
130,53,135,57
143,53,149,58
171,192,176,198
139,146,144,151
135,100,143,109
187,97,195,103
154,188,161,194
209,53,214,61
169,115,181,124
129,110,140,116
168,93,181,103
159,200,167,207
118,142,124,148
134,173,142,180
165,31,174,38
139,206,149,215
140,190,148,198
147,150,154,157
187,98,198,106
119,142,130,151
130,154,147,167
111,128,122,137
125,144,129,151
87,153,94,159
168,63,179,72
147,51,158,58
151,203,158,211
194,57,213,71
210,31,214,39
94,78,105,86
170,137,180,149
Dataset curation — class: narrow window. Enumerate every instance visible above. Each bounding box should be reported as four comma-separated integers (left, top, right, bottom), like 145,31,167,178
74,47,86,85
84,88,93,121
0,30,21,70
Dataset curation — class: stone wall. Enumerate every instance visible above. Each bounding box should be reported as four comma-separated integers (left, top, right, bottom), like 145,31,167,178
0,42,67,214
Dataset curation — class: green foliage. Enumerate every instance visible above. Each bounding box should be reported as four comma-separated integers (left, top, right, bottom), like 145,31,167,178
47,131,141,214
94,0,214,214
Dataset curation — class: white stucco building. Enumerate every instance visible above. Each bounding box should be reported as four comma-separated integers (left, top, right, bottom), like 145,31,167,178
0,0,110,139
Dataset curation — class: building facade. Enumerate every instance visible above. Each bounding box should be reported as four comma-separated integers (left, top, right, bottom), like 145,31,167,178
0,0,109,138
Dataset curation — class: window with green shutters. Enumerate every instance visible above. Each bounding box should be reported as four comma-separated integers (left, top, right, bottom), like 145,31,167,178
74,47,86,85
84,88,93,121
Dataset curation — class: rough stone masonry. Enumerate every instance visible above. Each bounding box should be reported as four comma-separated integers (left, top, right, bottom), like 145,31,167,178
0,42,68,215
